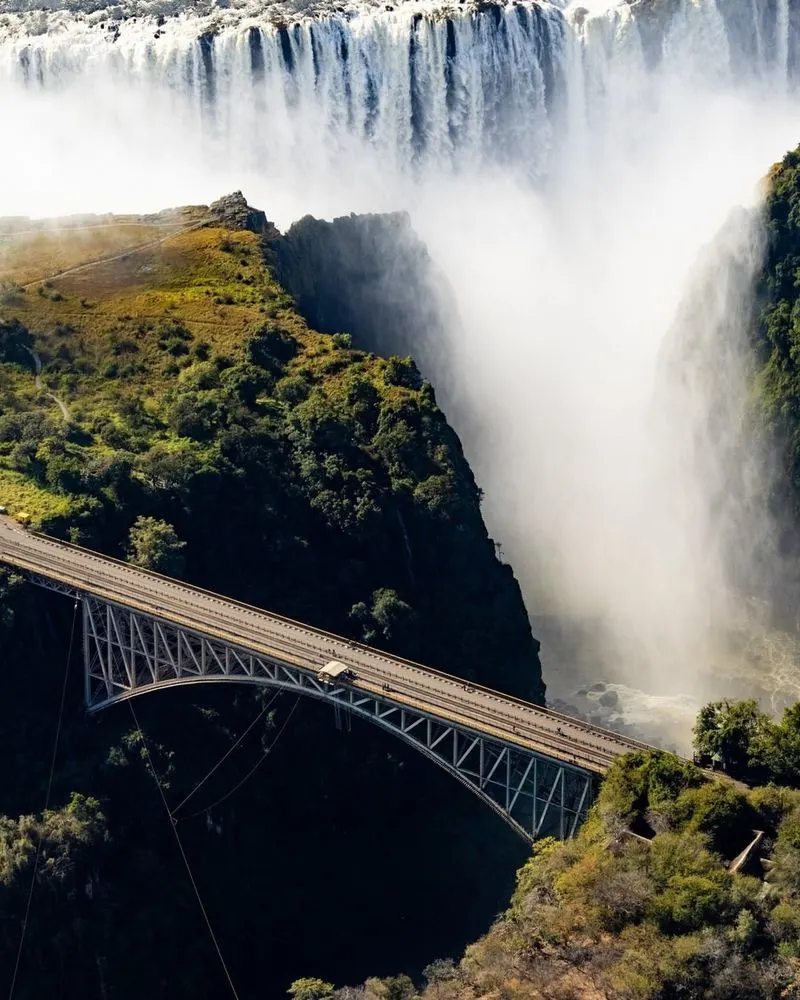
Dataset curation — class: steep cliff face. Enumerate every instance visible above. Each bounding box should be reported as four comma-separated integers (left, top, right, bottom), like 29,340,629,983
756,145,800,480
271,212,480,484
748,145,800,612
272,212,455,370
0,199,541,998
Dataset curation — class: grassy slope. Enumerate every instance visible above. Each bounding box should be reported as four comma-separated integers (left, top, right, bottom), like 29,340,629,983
0,222,305,516
0,221,442,516
0,222,253,513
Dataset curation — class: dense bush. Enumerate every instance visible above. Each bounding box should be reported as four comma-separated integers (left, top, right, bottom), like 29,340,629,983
694,698,800,786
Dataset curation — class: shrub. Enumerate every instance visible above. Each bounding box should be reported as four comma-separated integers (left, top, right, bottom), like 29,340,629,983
693,700,772,779
384,355,422,389
127,516,186,577
650,873,732,932
248,324,298,369
288,979,335,1000
668,782,759,856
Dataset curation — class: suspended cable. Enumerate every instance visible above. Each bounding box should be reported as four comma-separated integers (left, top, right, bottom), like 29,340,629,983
127,700,241,1000
180,694,302,822
8,598,78,1000
171,689,282,817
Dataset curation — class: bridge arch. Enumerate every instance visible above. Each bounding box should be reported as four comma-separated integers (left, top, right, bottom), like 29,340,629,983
81,596,594,842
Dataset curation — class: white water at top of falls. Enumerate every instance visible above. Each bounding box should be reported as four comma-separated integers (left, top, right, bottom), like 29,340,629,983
2,0,800,741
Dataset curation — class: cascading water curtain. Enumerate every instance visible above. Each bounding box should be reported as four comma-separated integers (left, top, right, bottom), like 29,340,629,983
0,0,796,205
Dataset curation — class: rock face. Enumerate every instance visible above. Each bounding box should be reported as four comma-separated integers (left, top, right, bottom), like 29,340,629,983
749,145,800,617
208,191,278,238
272,211,452,365
271,210,483,452
272,208,544,703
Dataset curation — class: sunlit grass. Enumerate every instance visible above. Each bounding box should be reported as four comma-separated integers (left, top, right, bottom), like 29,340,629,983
0,468,72,525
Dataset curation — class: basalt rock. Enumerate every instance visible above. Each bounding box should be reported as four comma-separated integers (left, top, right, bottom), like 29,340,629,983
208,191,278,239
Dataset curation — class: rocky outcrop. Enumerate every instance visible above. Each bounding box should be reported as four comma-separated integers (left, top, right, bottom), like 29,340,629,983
208,191,278,238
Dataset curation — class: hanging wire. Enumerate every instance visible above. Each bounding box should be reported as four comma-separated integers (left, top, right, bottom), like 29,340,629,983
171,689,282,817
8,598,78,1000
127,699,242,1000
179,694,302,822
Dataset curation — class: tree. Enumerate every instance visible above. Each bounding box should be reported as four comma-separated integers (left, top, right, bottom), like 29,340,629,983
384,356,422,390
248,325,298,370
350,589,418,655
0,318,32,365
753,701,800,787
127,516,186,577
288,978,335,1000
359,977,417,1000
135,441,201,492
381,975,416,1000
693,700,771,778
422,959,456,996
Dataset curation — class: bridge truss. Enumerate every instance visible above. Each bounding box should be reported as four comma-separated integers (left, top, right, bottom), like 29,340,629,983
32,579,595,843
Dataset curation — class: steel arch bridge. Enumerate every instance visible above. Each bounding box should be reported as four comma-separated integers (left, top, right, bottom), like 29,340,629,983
77,594,594,843
0,519,653,845
24,575,597,843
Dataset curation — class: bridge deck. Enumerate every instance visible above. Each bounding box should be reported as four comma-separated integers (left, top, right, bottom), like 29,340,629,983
0,515,654,774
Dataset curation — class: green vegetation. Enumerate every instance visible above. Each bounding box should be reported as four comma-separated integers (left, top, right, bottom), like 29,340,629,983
0,199,541,997
693,698,800,785
321,737,800,999
289,979,336,1000
754,145,800,529
127,515,186,576
756,147,800,441
0,211,540,697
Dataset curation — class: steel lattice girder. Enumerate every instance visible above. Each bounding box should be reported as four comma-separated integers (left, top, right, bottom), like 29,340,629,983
24,572,80,599
81,597,594,842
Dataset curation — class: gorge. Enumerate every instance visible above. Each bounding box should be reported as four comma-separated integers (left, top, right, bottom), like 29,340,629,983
4,0,800,996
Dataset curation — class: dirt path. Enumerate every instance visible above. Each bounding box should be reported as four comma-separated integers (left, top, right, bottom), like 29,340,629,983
0,221,187,241
23,346,70,421
20,217,213,291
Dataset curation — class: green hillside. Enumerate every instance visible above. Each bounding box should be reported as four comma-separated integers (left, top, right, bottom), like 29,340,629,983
0,194,542,698
0,194,542,998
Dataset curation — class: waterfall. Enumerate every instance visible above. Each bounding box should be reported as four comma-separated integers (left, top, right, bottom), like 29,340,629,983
0,0,796,192
777,0,790,86
0,5,566,179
